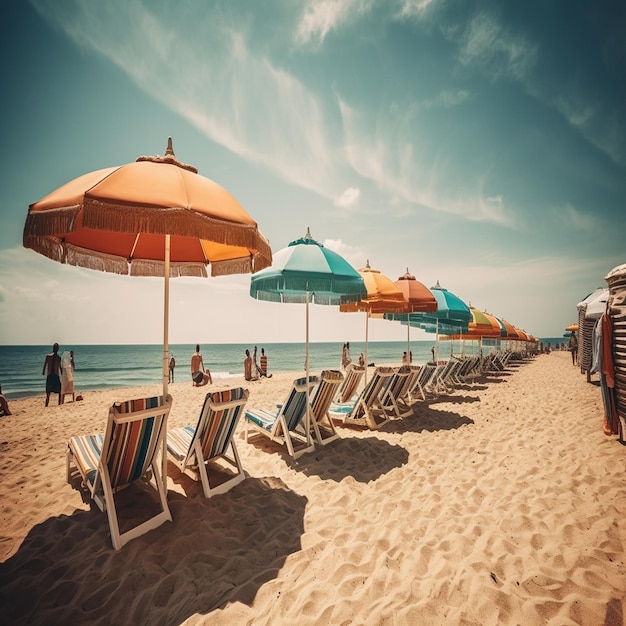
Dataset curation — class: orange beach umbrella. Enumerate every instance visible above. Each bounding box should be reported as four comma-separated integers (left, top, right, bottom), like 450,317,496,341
24,138,272,397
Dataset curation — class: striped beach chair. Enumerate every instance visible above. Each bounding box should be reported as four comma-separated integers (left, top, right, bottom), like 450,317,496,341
167,387,249,498
380,365,413,419
336,364,365,403
244,376,318,459
309,369,344,445
328,366,395,430
66,394,173,550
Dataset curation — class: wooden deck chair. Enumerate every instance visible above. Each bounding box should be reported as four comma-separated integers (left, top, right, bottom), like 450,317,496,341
66,394,173,550
409,363,435,401
405,364,423,403
244,376,318,459
328,366,395,430
167,387,249,498
336,364,365,403
380,365,412,419
309,369,344,445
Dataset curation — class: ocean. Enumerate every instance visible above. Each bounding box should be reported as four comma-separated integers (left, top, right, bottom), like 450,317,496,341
0,338,565,400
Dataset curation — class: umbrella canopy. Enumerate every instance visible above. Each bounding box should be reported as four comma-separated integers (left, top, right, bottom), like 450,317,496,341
407,281,472,358
390,269,438,360
250,228,365,446
250,228,365,306
24,138,272,396
339,260,408,382
565,323,579,332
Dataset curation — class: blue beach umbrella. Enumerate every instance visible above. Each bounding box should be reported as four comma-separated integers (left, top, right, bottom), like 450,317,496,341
250,228,366,444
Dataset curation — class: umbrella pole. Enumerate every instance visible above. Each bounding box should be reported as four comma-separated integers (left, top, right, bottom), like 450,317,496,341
163,234,170,399
305,290,312,446
365,312,369,385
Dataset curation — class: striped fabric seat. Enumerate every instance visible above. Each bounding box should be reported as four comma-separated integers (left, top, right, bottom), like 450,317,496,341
244,376,318,459
309,369,344,445
336,364,365,403
329,366,395,430
380,365,412,419
167,387,249,498
66,394,173,550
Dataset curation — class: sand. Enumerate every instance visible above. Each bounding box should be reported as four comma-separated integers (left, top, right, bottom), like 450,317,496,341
0,350,625,625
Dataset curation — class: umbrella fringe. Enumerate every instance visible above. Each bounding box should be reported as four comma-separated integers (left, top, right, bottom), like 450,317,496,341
211,257,253,277
82,201,271,255
23,208,80,238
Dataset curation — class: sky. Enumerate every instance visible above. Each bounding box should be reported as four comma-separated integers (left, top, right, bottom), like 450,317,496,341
1,0,625,346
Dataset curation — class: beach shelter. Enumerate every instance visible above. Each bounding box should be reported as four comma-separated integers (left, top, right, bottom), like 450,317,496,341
23,138,272,397
339,260,408,383
249,228,366,444
577,288,609,377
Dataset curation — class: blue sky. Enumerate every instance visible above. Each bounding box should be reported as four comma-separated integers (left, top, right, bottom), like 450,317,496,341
1,0,624,346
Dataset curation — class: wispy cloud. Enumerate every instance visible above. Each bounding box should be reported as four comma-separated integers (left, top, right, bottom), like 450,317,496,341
456,11,537,82
339,99,512,224
295,0,373,46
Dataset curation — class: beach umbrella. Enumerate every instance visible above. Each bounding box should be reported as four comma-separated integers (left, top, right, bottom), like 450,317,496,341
339,260,408,383
392,269,438,360
24,138,272,397
565,323,579,332
388,281,471,360
249,228,366,445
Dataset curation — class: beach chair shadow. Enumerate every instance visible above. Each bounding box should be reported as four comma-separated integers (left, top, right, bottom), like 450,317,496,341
167,388,249,498
382,403,475,434
288,436,410,483
66,394,173,550
244,375,318,459
0,476,306,624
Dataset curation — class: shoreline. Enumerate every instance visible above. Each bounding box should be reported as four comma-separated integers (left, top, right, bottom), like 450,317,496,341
1,352,625,624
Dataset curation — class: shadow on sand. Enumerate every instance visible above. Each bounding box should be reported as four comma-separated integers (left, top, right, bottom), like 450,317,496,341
290,436,409,483
0,476,306,625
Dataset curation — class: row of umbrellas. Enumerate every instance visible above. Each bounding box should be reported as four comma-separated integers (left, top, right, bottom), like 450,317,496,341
23,139,535,402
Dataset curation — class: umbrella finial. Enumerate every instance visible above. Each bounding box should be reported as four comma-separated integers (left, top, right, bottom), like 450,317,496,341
305,227,312,240
434,279,441,289
136,138,198,173
365,259,371,269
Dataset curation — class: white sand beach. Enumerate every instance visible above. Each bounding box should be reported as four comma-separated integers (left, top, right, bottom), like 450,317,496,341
0,350,625,625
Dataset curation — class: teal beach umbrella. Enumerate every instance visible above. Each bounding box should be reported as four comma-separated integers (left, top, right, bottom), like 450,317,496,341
250,228,366,446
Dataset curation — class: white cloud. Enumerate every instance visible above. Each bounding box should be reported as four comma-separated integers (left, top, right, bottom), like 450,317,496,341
396,0,437,20
295,0,373,46
334,186,361,207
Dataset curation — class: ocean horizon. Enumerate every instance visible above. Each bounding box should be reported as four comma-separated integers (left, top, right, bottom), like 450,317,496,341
0,338,565,400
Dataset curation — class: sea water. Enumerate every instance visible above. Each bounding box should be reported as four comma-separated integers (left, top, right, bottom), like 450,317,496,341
0,338,564,400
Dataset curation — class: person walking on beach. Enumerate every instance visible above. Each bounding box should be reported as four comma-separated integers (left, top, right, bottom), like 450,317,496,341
169,354,176,383
0,384,12,417
42,343,62,406
569,332,578,365
191,345,211,386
